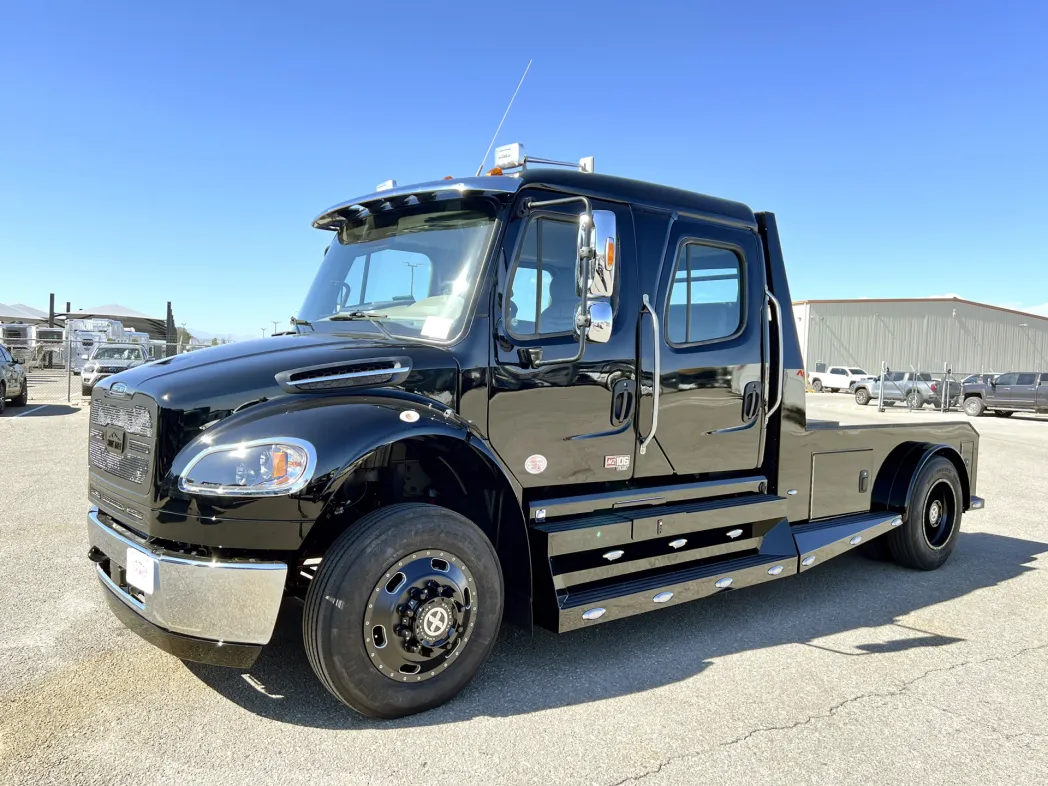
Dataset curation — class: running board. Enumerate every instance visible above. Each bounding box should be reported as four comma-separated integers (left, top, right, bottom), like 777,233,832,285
553,518,799,632
791,511,903,572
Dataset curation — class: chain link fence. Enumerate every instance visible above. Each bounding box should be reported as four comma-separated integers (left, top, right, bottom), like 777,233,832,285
4,338,191,406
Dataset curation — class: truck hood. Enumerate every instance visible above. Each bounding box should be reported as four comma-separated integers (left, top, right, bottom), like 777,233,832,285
97,332,461,416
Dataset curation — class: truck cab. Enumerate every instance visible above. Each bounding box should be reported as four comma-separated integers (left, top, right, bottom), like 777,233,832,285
809,365,871,393
84,148,985,719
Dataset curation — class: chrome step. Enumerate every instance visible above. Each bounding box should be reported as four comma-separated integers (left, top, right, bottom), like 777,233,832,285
791,511,903,572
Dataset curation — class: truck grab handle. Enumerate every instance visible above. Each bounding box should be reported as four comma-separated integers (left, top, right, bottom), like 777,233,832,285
639,294,660,455
765,289,784,425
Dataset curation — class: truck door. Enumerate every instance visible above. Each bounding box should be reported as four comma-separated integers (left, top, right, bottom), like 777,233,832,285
637,217,766,476
989,373,1016,407
1009,373,1038,409
488,193,638,488
1037,373,1048,413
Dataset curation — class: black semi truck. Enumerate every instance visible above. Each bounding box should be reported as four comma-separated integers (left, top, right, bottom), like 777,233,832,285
85,149,985,718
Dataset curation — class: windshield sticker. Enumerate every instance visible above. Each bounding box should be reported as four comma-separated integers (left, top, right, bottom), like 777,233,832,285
524,454,547,475
421,316,453,339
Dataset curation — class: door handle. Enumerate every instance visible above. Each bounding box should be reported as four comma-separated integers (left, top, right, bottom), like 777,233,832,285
742,380,761,421
611,378,636,427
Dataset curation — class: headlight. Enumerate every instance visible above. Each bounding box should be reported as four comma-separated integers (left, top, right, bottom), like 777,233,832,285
178,438,316,496
83,363,97,373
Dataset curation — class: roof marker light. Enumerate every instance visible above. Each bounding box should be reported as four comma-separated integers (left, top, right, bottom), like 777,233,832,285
376,179,397,191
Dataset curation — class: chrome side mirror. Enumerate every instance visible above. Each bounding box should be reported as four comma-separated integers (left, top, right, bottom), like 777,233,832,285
574,210,617,299
586,300,613,343
588,211,616,298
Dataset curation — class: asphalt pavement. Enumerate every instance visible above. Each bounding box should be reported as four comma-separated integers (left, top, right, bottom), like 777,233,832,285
1,397,1046,785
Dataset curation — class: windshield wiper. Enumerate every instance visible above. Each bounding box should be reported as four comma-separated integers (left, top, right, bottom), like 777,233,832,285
325,311,394,339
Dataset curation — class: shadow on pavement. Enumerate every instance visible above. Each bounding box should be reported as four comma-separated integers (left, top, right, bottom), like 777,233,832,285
1,404,82,418
185,530,1045,730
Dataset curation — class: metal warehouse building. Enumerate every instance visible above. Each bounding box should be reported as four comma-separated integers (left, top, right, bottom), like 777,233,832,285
792,297,1048,378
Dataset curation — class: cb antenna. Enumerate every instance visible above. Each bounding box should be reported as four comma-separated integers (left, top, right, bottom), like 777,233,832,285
475,59,532,176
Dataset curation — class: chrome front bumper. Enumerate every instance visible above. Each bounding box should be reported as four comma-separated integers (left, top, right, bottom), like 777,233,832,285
87,507,287,647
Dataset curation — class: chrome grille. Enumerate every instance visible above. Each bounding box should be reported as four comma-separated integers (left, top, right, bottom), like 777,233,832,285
97,365,126,374
91,402,153,437
89,442,149,485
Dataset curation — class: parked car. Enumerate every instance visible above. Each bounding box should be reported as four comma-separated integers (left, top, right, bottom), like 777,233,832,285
808,366,873,393
962,372,1048,417
0,343,28,413
853,371,956,409
80,343,148,396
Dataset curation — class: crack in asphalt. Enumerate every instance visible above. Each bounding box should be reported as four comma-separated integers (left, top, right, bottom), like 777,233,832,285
606,642,1048,786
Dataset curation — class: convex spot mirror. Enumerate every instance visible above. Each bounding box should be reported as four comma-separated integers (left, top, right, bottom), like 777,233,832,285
575,210,617,299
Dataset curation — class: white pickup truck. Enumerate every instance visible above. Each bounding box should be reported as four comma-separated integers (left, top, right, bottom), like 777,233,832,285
808,365,873,393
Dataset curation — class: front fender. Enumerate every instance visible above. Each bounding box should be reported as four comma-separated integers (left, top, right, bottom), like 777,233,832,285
165,392,518,523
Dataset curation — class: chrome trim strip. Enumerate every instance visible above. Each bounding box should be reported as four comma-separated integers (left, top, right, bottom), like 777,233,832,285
639,293,660,456
88,508,286,645
289,364,404,388
765,288,784,424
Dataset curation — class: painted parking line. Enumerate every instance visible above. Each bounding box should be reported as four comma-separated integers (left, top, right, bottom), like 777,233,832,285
12,405,49,417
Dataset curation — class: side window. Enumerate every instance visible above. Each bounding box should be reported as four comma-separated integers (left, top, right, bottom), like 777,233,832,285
1015,373,1037,385
0,347,9,362
666,243,742,345
507,217,580,336
995,373,1017,386
830,367,845,376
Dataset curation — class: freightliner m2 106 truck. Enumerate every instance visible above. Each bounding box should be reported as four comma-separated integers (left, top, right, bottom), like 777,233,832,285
85,148,985,718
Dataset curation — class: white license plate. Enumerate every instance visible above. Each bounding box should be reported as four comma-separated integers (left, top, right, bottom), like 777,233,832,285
126,548,156,595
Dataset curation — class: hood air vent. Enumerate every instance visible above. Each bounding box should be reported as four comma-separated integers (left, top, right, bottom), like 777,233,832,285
276,357,411,392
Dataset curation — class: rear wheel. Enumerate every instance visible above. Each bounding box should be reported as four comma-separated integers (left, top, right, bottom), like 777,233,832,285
906,390,924,409
303,503,503,719
855,388,871,406
964,397,985,417
994,411,1014,418
812,379,823,393
0,383,6,415
12,381,27,407
887,456,963,570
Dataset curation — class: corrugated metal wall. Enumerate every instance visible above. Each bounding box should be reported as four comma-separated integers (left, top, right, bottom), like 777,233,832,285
795,299,1048,377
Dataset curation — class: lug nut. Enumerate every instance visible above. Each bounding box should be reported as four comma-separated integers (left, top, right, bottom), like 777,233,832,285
401,616,411,627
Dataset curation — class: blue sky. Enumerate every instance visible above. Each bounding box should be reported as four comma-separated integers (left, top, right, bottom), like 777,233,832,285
2,1,1046,336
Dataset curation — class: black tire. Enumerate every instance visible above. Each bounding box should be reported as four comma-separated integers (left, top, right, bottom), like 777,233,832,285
303,503,504,719
0,383,5,415
12,381,28,407
886,456,963,570
81,384,92,397
964,397,984,417
855,388,871,406
994,411,1014,418
906,390,923,409
829,388,839,393
812,379,823,393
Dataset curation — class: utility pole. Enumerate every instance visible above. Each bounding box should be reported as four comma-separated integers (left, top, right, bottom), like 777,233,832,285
404,261,424,298
271,320,280,335
261,327,268,337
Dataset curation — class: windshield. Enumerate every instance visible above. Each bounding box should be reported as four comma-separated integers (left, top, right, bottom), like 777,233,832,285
298,198,499,341
848,368,867,375
92,346,143,361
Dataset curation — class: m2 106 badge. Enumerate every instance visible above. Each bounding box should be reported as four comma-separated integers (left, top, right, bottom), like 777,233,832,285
604,455,631,471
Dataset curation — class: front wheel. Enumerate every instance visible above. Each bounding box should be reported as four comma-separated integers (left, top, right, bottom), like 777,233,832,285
887,456,963,570
855,388,871,406
964,397,985,417
12,381,27,407
303,503,504,719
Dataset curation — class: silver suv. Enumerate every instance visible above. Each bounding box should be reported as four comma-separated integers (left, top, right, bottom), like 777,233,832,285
81,344,147,396
0,343,28,413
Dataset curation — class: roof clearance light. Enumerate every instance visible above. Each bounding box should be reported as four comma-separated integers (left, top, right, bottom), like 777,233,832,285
494,142,525,170
443,175,454,180
376,179,397,191
487,167,503,176
579,156,595,173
